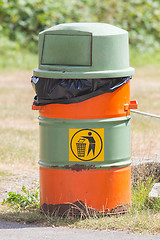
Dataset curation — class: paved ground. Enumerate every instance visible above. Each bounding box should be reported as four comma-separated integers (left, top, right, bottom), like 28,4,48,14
0,221,160,240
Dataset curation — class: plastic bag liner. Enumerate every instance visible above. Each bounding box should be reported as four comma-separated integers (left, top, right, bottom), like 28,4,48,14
31,76,131,105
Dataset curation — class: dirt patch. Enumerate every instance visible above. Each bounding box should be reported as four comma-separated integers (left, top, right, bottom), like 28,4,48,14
41,201,130,217
131,161,160,186
0,163,39,202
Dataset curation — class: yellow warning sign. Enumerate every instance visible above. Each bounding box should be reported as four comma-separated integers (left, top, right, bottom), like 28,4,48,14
69,128,104,162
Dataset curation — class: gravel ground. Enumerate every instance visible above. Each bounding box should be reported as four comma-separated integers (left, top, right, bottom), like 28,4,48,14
0,166,39,202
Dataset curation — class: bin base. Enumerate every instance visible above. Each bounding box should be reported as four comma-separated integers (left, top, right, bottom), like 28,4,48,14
40,166,131,215
40,201,130,217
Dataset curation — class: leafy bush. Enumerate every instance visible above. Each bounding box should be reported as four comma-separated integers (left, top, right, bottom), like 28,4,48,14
91,0,160,52
0,0,93,52
0,0,160,52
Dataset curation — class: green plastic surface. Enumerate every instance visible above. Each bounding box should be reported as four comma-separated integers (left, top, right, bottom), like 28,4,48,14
34,23,134,78
41,34,92,66
38,116,131,169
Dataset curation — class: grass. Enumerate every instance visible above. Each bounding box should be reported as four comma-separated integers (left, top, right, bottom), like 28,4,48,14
0,128,38,163
0,46,160,70
1,209,159,234
1,178,160,234
72,211,160,234
0,71,39,166
72,178,160,234
0,49,37,70
0,171,12,182
0,36,37,70
130,67,160,157
0,50,160,234
129,48,160,67
0,50,160,159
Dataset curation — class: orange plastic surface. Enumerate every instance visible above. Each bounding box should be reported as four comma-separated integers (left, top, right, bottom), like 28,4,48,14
40,166,131,212
32,103,42,110
124,100,138,111
38,81,130,119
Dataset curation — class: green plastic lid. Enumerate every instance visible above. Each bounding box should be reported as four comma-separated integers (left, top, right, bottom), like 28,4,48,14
34,23,134,79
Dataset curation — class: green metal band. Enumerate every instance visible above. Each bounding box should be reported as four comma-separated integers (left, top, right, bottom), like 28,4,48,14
38,116,131,169
38,116,131,124
38,160,131,170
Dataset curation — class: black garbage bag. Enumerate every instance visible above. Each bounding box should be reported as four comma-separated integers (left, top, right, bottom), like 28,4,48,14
31,76,131,105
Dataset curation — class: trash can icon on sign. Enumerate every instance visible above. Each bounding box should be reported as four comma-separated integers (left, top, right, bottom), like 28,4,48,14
76,139,86,157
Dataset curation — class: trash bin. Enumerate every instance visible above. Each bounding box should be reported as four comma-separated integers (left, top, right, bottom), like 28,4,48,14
32,23,138,215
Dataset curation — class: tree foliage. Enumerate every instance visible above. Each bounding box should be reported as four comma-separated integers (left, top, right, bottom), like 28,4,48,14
0,0,160,52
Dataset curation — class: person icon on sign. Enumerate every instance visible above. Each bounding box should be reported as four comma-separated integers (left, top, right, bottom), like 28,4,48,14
82,132,95,156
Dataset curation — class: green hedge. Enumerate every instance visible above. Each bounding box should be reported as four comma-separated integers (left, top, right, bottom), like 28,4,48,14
0,0,160,52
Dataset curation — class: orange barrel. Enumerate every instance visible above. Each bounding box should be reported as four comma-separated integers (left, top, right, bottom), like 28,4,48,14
32,23,137,215
40,166,131,214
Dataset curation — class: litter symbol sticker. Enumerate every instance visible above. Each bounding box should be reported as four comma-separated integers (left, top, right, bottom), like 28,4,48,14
69,128,104,162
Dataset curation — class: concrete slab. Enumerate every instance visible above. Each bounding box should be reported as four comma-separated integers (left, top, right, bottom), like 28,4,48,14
149,183,160,198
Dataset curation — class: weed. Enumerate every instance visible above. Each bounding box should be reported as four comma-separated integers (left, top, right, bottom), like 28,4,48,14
71,178,160,234
131,178,160,213
0,69,160,233
1,177,160,233
2,185,40,211
131,177,154,212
